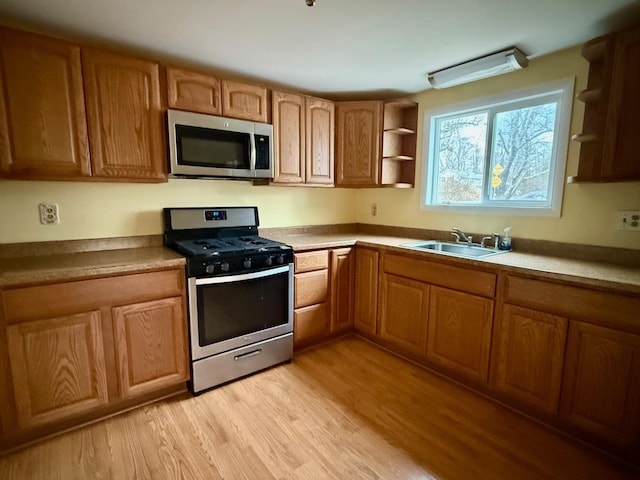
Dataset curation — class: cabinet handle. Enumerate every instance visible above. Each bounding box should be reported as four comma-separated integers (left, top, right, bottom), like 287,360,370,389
234,348,262,361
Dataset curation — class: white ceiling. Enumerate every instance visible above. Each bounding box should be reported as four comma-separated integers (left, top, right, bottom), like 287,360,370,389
1,0,640,97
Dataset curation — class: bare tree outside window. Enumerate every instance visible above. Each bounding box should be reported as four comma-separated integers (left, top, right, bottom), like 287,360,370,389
490,103,557,201
425,78,572,216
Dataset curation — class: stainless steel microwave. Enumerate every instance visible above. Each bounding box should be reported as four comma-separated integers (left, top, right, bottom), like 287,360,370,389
167,109,273,179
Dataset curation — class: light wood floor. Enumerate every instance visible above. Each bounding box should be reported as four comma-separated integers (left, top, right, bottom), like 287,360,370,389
0,336,636,479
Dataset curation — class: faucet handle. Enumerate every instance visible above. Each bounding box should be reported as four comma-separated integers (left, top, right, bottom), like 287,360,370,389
480,235,493,248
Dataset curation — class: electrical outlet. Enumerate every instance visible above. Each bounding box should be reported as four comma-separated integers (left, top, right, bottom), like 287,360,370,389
616,210,640,231
39,203,60,225
371,203,377,217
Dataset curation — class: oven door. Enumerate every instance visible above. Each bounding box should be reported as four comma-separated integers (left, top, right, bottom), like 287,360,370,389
188,264,293,360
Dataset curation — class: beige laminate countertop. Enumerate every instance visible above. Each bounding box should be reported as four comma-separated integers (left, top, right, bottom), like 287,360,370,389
264,232,640,295
0,247,186,287
1,233,638,295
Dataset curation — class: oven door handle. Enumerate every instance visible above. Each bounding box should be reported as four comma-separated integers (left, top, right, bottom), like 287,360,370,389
194,264,291,286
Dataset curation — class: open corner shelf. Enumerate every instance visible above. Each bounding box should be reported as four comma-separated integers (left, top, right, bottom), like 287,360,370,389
381,100,418,189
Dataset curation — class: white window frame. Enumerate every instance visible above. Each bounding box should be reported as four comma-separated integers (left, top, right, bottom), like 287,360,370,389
420,78,574,217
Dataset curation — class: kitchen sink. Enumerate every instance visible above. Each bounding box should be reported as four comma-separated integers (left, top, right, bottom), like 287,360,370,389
400,241,508,259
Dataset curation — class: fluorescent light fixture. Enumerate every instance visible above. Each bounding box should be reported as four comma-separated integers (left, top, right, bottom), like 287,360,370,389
427,48,529,89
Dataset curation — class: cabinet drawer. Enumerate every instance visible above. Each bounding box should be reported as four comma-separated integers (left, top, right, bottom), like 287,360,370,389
294,250,329,273
294,270,329,308
294,303,328,343
1,269,184,324
382,253,496,298
504,275,640,333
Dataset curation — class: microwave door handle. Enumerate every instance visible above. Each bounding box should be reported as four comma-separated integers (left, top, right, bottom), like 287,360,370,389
249,133,257,170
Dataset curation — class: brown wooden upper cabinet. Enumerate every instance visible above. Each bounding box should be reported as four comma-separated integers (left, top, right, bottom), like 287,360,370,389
166,67,222,115
272,90,334,186
82,48,166,181
335,101,383,187
335,100,417,188
0,28,91,179
167,68,269,123
0,28,167,182
221,79,269,123
570,25,640,182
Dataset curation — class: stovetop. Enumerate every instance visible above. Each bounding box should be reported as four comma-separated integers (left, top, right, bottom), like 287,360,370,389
174,236,288,258
163,206,294,277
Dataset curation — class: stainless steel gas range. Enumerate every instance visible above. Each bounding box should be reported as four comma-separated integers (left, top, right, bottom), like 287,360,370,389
163,206,294,394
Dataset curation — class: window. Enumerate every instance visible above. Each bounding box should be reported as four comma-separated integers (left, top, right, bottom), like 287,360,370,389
422,79,574,216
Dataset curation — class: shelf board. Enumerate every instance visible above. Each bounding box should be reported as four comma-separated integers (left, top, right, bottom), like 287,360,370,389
576,88,602,103
384,128,415,135
571,133,598,143
382,155,414,161
381,182,414,189
581,38,608,62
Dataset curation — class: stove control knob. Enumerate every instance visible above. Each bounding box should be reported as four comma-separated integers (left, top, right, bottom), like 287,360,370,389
264,256,273,267
205,264,215,274
243,258,252,269
221,262,230,273
276,254,284,265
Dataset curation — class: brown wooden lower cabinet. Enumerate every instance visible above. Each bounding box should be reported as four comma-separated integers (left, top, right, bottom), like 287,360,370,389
490,303,568,414
0,267,188,448
426,286,494,384
293,250,329,348
379,273,429,356
330,248,354,333
297,248,639,463
293,248,355,348
6,310,109,431
560,321,640,449
113,297,188,398
353,247,379,335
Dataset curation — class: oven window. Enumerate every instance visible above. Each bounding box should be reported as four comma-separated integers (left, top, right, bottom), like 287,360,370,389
176,124,251,169
196,271,289,346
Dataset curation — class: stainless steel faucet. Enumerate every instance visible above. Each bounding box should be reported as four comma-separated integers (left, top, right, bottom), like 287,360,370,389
451,227,472,245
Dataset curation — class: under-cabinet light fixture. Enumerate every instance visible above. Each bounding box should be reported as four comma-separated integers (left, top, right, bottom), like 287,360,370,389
427,47,529,89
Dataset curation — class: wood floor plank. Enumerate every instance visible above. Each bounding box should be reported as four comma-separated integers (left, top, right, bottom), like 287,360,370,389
0,336,636,479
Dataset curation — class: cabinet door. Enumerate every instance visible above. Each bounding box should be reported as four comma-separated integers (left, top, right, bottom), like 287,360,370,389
330,248,354,333
379,273,429,356
491,304,568,414
560,321,640,448
112,297,187,398
6,311,109,430
82,48,166,181
294,303,328,345
335,101,382,186
221,80,268,122
426,286,494,384
354,248,379,335
306,97,334,185
166,67,221,115
272,91,305,184
602,27,640,180
0,28,90,178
